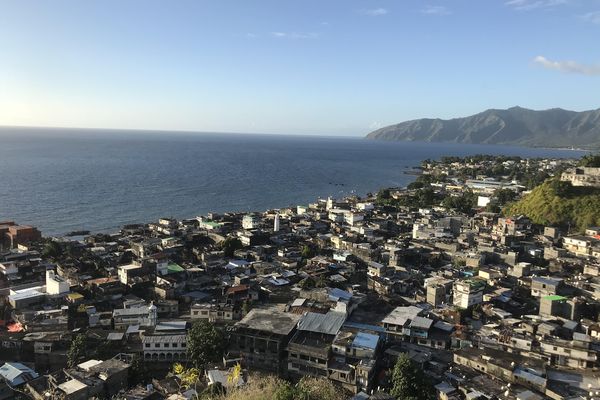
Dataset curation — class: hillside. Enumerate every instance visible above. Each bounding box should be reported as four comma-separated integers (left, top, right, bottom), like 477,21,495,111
366,106,600,149
504,179,600,232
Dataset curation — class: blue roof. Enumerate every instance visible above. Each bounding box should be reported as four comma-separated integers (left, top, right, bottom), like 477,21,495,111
352,332,379,350
0,362,38,386
328,288,352,301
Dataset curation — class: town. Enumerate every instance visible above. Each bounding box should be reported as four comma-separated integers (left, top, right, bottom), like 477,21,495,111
1,154,599,400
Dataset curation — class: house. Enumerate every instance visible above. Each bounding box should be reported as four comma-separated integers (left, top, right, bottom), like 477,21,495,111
112,303,157,330
287,311,346,379
190,303,240,323
0,362,39,387
530,276,564,297
230,306,301,375
453,279,485,309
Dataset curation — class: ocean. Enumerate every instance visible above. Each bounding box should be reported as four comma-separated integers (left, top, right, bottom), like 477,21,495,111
0,127,586,236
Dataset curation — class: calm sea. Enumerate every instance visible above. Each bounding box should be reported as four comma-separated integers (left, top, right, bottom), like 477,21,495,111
0,127,586,236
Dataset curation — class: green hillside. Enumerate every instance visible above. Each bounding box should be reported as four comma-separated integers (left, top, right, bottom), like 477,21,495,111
504,178,600,232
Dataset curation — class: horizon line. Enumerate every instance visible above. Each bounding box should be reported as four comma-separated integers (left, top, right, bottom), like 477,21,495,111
0,124,365,139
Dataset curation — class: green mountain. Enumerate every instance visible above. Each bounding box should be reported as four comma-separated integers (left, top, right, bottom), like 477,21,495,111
366,106,600,149
504,179,600,232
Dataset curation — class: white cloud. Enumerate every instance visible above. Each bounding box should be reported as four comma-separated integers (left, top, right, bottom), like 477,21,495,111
362,8,388,16
533,55,600,76
421,5,451,15
369,121,383,130
270,32,319,39
505,0,568,11
246,33,259,39
581,11,600,24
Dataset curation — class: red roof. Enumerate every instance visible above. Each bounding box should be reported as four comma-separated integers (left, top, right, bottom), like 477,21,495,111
227,285,249,295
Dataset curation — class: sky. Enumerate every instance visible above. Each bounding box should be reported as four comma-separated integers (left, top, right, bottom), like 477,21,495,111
1,0,599,136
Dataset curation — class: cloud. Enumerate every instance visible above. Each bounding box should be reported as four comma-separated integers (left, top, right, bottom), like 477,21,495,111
369,121,383,130
270,32,319,39
533,55,600,76
362,8,388,16
505,0,568,11
246,33,259,39
581,11,600,24
421,5,451,15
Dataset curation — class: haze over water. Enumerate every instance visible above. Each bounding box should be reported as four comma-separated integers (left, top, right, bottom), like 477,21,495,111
0,128,586,236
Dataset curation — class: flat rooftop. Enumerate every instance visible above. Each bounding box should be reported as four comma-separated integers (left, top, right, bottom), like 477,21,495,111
235,306,301,336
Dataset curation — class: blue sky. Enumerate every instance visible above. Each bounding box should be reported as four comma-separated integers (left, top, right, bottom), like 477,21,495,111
1,0,599,135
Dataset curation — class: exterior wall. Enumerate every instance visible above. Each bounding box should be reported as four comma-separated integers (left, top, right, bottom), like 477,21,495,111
561,167,600,187
142,334,188,362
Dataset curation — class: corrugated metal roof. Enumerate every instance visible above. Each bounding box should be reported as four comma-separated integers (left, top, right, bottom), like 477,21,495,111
352,332,379,350
297,311,345,335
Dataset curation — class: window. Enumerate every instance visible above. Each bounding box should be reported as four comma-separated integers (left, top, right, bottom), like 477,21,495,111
145,343,150,348
164,343,170,348
172,343,178,348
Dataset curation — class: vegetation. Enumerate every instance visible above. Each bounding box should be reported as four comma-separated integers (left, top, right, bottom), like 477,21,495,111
196,375,344,400
390,353,435,400
301,245,316,259
221,237,243,258
505,178,600,232
187,320,227,369
67,334,88,368
579,153,600,167
42,240,63,259
441,190,477,214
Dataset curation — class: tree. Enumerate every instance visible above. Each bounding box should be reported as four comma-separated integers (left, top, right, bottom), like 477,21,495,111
390,353,435,400
187,320,226,369
42,241,63,259
579,153,600,167
301,245,315,259
221,237,243,258
129,354,149,386
493,188,517,205
172,363,203,395
67,334,88,367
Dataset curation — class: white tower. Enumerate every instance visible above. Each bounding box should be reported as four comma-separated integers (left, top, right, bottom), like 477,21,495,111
148,301,158,327
274,214,280,232
326,197,333,211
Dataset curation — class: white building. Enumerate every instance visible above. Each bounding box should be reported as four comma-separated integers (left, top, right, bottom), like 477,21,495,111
142,333,187,362
453,279,485,309
117,264,142,285
46,270,70,295
242,214,260,230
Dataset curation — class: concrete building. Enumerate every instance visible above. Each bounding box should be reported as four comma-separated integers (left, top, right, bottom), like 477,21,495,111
230,306,301,375
46,270,70,295
453,279,485,309
561,167,600,187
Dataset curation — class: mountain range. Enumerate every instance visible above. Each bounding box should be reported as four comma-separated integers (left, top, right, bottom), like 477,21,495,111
366,106,600,149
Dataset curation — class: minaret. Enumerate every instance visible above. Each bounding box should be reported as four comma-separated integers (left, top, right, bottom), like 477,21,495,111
274,214,280,232
148,301,158,327
326,197,333,211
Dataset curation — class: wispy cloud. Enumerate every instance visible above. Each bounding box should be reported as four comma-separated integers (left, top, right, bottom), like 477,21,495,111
369,121,383,130
362,8,388,16
246,33,259,39
533,55,600,76
581,11,600,24
421,5,451,15
270,32,319,39
505,0,568,11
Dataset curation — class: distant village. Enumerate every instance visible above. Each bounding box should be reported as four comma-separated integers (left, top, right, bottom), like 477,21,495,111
1,155,600,400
